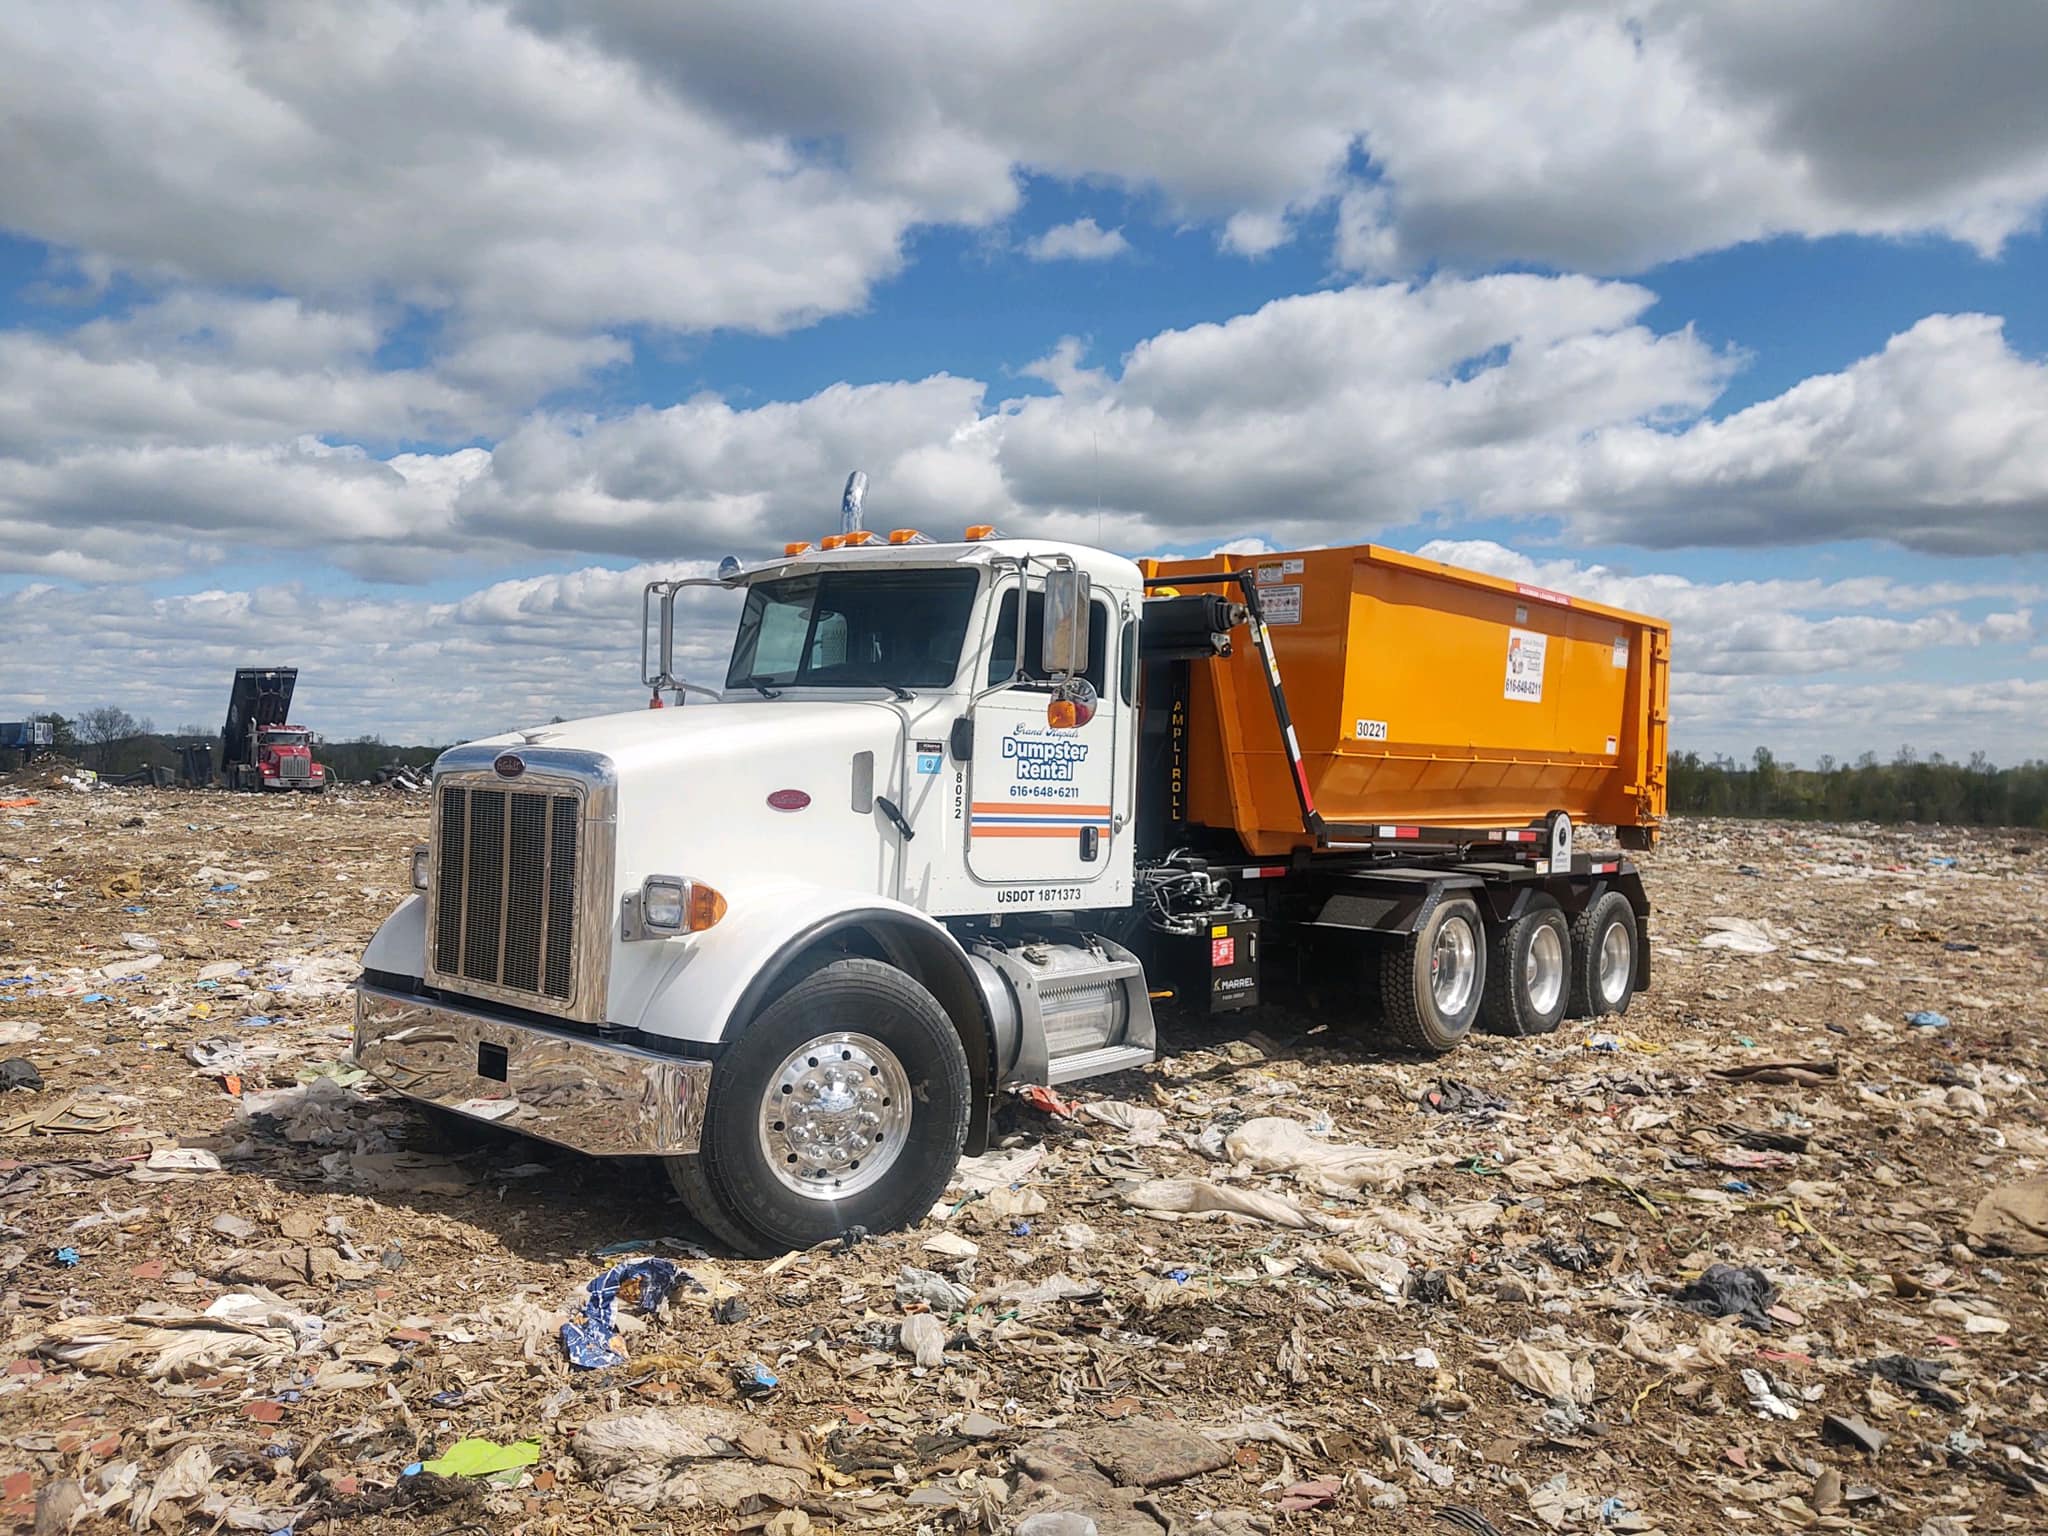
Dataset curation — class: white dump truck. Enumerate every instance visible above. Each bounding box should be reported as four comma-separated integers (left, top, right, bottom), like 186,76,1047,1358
355,478,1668,1253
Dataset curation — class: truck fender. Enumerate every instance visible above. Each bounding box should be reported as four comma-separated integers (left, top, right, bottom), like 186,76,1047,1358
622,887,997,1156
1308,870,1484,935
362,894,426,977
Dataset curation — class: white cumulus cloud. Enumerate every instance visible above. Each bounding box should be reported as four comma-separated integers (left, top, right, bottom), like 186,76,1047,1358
1025,218,1131,262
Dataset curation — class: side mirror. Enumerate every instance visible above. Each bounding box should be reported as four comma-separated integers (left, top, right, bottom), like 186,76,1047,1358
1042,568,1091,677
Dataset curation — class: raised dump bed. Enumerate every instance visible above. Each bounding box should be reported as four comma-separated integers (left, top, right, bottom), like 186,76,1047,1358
1143,543,1670,858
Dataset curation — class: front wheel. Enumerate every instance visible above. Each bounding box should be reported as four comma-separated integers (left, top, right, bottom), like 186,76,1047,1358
670,957,970,1255
1380,895,1485,1053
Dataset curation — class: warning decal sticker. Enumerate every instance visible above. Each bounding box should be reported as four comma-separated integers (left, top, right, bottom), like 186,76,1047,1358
1504,627,1547,702
1262,584,1302,625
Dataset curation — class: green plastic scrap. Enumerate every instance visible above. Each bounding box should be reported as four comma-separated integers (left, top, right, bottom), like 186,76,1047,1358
421,1437,542,1481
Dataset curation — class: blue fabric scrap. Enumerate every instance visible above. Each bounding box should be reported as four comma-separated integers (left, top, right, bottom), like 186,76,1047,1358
561,1257,703,1368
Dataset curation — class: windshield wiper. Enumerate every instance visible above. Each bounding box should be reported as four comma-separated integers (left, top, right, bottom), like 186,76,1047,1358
733,675,783,699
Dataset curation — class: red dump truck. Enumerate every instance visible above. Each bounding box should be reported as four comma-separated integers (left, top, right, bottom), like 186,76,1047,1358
221,667,328,792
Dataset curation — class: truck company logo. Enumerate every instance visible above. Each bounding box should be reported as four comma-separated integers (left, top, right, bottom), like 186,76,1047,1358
1503,627,1547,703
1001,732,1090,782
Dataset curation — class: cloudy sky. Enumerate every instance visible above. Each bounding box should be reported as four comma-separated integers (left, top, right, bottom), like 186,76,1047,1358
2,0,2044,763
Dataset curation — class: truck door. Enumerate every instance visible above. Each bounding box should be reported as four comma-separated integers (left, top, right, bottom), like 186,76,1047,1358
967,580,1119,889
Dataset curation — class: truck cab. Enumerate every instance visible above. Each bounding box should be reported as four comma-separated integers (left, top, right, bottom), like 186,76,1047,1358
253,726,327,791
356,528,1160,1253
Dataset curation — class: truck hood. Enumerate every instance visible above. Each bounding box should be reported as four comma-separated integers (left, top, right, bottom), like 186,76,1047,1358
459,698,908,786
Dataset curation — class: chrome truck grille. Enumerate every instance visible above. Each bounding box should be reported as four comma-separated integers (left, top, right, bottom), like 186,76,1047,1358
424,750,615,1024
279,755,309,780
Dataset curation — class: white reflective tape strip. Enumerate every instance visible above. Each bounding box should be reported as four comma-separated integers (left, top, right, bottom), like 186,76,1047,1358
1284,725,1301,757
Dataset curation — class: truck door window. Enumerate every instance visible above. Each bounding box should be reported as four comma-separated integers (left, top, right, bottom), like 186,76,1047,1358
988,590,1110,694
727,568,979,690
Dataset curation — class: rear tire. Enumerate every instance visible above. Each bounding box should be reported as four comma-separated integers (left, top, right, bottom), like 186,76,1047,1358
1482,897,1571,1037
1380,895,1484,1054
684,957,970,1256
1569,891,1639,1018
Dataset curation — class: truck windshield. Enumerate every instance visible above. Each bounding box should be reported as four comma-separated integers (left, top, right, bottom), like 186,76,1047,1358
727,568,980,691
258,730,305,745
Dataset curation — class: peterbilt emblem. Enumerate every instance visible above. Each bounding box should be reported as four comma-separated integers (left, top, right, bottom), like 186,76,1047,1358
493,753,526,778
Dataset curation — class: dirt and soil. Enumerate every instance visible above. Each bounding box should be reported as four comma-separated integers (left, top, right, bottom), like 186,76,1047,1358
0,782,2043,1534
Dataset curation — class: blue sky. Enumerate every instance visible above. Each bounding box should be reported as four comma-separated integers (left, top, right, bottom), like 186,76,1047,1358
1,1,2044,761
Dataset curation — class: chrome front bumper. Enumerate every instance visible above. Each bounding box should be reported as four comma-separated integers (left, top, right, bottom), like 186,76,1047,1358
352,983,708,1156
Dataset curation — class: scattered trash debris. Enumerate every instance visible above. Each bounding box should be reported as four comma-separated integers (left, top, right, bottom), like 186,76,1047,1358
0,803,2040,1529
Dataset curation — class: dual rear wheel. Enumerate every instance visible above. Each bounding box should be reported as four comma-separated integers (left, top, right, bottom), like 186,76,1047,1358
1382,889,1639,1052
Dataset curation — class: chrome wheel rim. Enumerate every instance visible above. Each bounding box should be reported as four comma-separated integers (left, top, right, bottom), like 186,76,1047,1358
1525,923,1565,1016
757,1031,911,1199
1598,920,1633,1006
1429,914,1479,1016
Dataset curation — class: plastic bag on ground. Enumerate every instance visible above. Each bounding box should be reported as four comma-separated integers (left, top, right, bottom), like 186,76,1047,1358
127,1444,213,1531
571,1407,809,1511
1079,1100,1167,1143
900,1311,947,1367
1699,916,1785,953
1222,1117,1425,1194
33,1312,293,1379
1491,1340,1595,1405
420,1437,541,1480
1123,1177,1356,1232
1673,1262,1777,1328
1964,1174,2048,1255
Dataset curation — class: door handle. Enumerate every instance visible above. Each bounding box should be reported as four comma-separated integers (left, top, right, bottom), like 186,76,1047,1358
875,796,915,841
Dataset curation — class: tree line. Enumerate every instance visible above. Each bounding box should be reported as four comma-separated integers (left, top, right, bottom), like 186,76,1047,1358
1670,748,2048,830
13,705,2045,827
8,710,441,784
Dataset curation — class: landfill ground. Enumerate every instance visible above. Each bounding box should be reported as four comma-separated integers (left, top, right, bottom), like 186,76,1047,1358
0,783,2044,1536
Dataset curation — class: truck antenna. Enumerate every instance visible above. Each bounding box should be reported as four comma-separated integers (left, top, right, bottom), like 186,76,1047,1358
840,470,868,535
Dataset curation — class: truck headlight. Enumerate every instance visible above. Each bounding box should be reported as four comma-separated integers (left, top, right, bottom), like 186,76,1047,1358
640,875,727,934
410,845,430,890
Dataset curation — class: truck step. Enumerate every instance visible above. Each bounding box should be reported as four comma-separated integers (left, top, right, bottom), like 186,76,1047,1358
1046,1043,1156,1086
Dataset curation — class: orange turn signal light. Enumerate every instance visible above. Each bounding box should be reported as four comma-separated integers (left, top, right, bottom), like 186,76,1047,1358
784,541,812,556
685,883,728,932
965,524,1000,540
888,528,929,545
819,534,846,550
1047,697,1096,728
841,529,877,545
